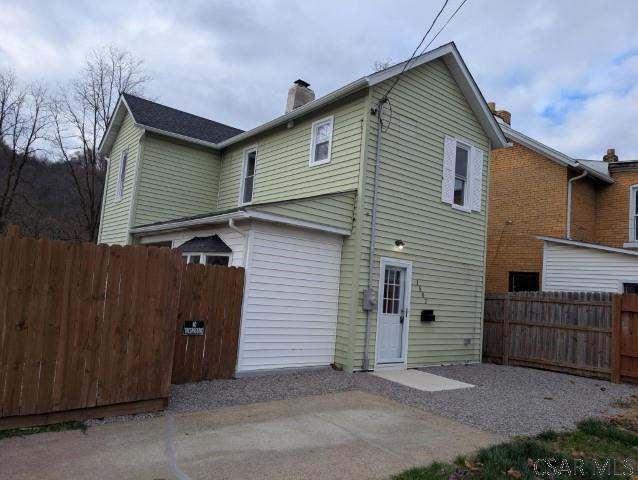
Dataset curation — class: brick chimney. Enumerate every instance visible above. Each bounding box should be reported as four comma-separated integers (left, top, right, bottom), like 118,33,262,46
285,79,315,113
487,101,511,125
603,148,618,163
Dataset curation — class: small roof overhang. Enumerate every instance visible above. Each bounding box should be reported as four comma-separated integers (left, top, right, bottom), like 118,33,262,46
130,209,352,237
538,236,638,257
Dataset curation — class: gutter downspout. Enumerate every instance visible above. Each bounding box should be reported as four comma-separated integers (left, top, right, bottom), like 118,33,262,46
566,170,588,240
228,218,248,266
363,96,387,371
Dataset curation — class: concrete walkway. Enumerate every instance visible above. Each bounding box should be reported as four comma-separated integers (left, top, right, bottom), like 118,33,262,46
0,391,500,480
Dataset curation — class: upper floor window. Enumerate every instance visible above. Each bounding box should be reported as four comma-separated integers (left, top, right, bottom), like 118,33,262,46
631,185,638,241
441,135,484,212
309,116,333,166
115,148,128,201
240,147,257,205
454,144,470,207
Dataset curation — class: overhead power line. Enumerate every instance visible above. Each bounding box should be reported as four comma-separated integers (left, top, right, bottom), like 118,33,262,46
382,0,450,99
420,0,470,54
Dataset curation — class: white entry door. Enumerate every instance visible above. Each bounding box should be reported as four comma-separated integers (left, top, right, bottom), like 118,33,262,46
377,261,410,364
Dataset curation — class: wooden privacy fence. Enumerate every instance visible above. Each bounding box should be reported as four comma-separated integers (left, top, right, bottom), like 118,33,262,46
613,294,638,384
483,291,615,380
172,264,244,384
0,230,244,429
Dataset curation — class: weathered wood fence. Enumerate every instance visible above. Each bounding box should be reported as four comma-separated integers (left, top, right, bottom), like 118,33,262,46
0,230,244,429
484,291,638,383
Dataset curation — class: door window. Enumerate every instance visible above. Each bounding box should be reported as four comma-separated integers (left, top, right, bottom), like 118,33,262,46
383,267,403,314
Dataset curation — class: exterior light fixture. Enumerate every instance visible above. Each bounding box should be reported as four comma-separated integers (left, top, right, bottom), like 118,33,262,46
395,240,405,250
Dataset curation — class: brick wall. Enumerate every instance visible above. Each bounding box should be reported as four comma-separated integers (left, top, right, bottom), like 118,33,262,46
596,167,638,248
570,175,597,243
486,143,568,293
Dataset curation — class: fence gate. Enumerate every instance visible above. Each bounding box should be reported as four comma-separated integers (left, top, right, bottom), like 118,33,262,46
172,264,245,384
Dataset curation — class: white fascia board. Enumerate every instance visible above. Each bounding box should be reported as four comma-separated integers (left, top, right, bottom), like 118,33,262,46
130,211,249,235
98,96,133,155
246,210,351,236
367,43,508,148
217,79,368,149
538,236,638,257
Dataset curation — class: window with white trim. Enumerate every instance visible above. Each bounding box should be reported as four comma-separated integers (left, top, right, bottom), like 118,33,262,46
453,144,470,207
182,253,230,266
309,116,333,166
115,148,128,201
631,185,638,241
240,147,257,205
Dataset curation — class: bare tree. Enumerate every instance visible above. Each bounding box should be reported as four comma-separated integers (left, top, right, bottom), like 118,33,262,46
49,46,149,241
0,70,49,231
372,59,393,72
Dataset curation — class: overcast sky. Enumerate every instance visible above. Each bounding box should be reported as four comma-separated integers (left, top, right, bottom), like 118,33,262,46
2,0,637,159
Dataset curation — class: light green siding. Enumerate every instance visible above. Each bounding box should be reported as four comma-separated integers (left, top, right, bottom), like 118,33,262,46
217,93,367,209
334,58,491,370
250,191,356,232
134,134,220,226
98,112,143,245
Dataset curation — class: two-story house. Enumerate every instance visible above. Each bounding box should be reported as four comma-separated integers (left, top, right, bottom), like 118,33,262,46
98,43,507,374
486,104,638,294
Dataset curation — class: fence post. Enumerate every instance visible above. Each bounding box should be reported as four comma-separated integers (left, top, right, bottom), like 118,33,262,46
502,294,511,365
611,294,622,384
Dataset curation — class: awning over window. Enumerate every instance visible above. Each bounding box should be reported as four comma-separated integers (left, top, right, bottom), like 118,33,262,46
178,235,232,253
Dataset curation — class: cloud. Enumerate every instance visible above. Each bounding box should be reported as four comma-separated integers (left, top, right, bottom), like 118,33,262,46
1,0,637,158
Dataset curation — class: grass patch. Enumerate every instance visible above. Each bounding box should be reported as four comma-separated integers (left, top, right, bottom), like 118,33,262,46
394,419,638,479
0,420,87,441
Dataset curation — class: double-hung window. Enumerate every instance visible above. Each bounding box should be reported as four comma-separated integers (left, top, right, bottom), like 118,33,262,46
240,147,257,205
309,116,333,166
453,144,470,207
183,253,230,266
441,135,484,212
115,148,128,201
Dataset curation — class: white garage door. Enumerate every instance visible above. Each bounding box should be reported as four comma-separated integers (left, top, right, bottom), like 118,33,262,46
237,223,343,372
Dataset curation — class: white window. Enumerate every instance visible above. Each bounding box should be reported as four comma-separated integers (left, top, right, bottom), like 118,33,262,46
441,135,484,212
182,253,230,266
240,147,257,205
631,185,638,242
115,148,128,201
309,116,334,166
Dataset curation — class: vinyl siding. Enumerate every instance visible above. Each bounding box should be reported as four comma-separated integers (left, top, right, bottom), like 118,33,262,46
216,93,367,209
341,58,491,369
250,191,356,232
134,133,220,226
237,223,342,372
543,242,638,293
98,112,143,245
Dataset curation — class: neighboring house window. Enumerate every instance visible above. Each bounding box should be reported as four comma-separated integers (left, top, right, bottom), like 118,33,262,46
624,283,638,294
509,272,539,292
309,116,334,166
183,253,230,266
240,147,257,205
115,148,128,201
441,136,484,212
631,185,638,241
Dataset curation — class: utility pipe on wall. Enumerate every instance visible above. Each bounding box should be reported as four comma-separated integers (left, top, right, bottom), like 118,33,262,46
566,170,588,240
362,96,388,371
228,218,248,266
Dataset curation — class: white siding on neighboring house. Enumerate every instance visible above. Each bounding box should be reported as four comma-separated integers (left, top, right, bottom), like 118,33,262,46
237,223,342,372
543,241,638,293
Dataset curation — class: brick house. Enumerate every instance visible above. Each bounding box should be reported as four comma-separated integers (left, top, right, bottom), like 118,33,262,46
486,104,638,294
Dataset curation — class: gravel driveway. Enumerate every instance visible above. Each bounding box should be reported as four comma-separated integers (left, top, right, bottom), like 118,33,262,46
166,364,637,437
90,364,637,437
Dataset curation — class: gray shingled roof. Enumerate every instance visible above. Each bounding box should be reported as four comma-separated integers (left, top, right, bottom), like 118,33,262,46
123,93,244,144
178,235,232,253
